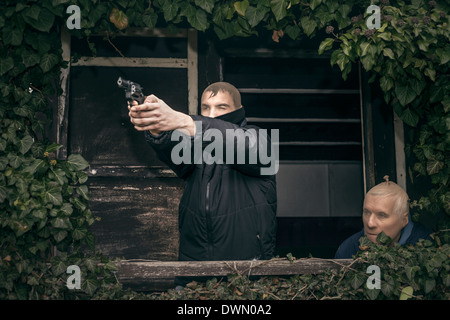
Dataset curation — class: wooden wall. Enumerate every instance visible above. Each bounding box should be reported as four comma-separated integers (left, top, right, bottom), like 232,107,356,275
57,29,397,261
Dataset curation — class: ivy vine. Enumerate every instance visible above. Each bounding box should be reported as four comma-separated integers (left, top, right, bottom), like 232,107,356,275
0,0,448,299
153,235,450,300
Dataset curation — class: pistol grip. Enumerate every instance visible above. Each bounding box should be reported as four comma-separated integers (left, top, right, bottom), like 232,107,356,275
135,95,145,105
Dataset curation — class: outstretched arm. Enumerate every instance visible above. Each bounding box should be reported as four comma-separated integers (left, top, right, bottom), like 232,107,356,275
128,95,196,136
128,95,196,179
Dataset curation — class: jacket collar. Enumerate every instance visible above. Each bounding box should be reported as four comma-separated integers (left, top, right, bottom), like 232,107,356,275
215,107,246,126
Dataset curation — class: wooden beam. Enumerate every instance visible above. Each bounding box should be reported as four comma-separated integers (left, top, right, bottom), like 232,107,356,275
115,258,354,285
187,29,198,115
393,111,407,190
72,57,188,68
57,27,71,160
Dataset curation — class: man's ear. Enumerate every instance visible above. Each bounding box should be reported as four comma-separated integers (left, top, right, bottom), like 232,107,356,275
401,211,409,227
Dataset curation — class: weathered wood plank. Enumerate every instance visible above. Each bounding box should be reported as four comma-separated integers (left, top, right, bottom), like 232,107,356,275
88,178,183,260
116,258,354,283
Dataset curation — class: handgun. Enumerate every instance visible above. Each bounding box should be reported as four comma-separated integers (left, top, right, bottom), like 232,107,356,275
117,77,145,105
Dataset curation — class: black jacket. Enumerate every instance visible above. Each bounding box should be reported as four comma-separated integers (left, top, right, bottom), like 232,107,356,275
144,109,277,261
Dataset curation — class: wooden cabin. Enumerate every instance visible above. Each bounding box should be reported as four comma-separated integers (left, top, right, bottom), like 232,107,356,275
55,28,403,265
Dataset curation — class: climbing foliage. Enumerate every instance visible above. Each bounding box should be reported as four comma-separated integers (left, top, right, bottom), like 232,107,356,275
0,0,448,299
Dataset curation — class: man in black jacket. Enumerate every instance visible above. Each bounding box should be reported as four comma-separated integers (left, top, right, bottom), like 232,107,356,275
128,82,278,283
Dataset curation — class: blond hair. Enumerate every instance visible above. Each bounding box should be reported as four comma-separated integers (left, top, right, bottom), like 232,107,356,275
366,176,410,217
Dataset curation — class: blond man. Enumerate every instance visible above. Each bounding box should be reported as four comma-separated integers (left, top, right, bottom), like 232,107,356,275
334,178,431,259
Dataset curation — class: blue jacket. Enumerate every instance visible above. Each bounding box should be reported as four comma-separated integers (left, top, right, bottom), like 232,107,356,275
334,218,432,259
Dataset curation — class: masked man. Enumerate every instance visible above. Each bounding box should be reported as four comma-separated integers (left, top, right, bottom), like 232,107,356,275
129,82,278,285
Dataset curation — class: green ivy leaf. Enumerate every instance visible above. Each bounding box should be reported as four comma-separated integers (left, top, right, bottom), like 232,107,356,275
83,277,99,296
142,12,158,29
104,261,119,272
424,68,436,81
39,53,59,73
380,274,394,297
60,203,74,216
10,28,23,46
395,82,417,107
405,265,420,281
382,48,395,60
0,186,7,203
53,230,68,242
159,0,180,22
21,50,40,68
72,197,87,211
51,258,67,276
436,45,450,65
19,135,34,155
245,6,267,28
429,84,445,103
399,286,414,300
23,7,55,32
270,0,287,22
83,256,98,272
380,75,394,92
443,273,450,287
424,278,435,294
24,5,41,21
50,168,67,185
349,272,365,290
300,16,317,37
310,0,322,10
195,0,215,14
318,38,334,55
44,183,63,206
426,159,444,175
184,5,209,32
67,154,89,171
365,287,380,300
359,42,370,57
53,217,71,229
376,232,392,246
84,233,95,251
77,185,90,201
32,208,46,220
400,108,419,127
45,143,62,154
72,227,88,241
284,24,301,40
0,57,14,76
24,159,46,175
234,0,249,17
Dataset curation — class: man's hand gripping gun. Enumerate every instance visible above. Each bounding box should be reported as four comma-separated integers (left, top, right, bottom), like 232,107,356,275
117,77,145,105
